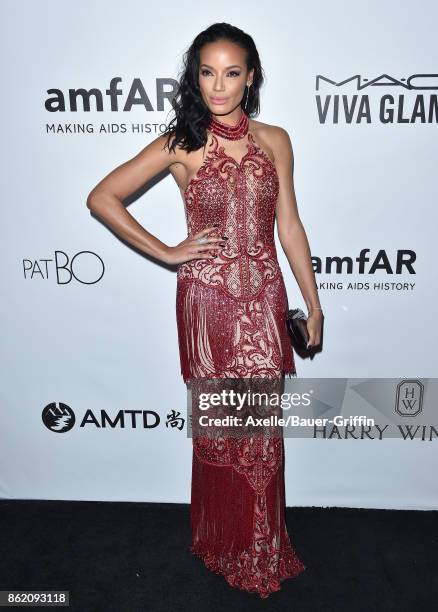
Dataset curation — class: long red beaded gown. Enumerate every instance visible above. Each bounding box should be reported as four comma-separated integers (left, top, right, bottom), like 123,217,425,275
175,110,306,598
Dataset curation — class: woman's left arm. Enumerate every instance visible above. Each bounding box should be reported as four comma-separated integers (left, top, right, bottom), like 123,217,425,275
271,126,323,348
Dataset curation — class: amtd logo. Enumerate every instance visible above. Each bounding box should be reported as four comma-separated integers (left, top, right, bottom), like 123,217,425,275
42,402,161,432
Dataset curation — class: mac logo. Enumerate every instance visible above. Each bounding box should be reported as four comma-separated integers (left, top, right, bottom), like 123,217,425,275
315,74,438,124
316,74,438,91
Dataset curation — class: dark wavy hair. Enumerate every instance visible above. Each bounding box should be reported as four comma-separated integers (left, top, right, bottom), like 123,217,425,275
162,22,265,154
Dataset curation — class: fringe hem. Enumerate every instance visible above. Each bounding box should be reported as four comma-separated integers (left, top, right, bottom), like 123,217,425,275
284,370,298,379
177,279,299,384
190,542,306,598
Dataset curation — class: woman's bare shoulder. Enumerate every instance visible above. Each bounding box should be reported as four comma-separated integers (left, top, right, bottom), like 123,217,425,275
249,118,292,146
160,130,207,192
248,118,293,163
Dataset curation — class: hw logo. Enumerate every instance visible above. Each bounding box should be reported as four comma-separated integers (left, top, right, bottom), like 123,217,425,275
395,380,424,417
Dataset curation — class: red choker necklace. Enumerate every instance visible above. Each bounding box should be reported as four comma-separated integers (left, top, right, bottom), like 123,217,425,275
207,110,249,140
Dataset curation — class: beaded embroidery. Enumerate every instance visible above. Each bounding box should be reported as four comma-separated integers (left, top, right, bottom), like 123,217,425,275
176,129,296,382
176,124,305,598
179,132,281,300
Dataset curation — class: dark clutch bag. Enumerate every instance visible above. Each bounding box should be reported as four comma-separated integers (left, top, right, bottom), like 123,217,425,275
286,308,310,353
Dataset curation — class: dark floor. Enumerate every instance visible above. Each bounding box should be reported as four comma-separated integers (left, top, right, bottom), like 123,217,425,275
0,500,436,611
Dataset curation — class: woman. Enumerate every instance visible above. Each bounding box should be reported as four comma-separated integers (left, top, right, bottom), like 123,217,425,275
87,22,323,598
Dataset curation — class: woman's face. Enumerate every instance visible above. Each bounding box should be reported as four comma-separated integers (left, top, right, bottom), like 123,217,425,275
198,39,254,117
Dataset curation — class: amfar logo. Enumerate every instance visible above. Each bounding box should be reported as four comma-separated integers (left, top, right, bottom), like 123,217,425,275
44,77,177,112
315,73,438,124
312,249,416,274
23,250,104,284
42,404,185,432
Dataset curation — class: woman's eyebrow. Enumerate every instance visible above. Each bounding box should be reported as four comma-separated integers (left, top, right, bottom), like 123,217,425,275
200,64,243,69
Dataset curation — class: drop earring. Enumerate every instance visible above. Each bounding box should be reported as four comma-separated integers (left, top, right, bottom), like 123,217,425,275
243,83,252,112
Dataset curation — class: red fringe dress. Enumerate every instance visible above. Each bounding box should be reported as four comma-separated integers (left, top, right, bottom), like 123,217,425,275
176,119,306,598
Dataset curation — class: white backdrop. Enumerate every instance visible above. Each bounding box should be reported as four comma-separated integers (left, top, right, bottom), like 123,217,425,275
1,0,437,509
